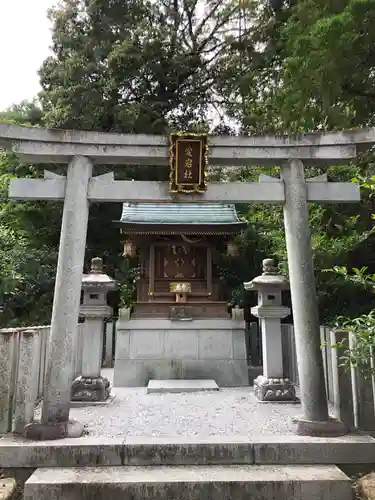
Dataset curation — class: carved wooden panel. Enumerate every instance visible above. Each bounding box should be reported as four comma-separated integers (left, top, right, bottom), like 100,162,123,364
155,245,205,279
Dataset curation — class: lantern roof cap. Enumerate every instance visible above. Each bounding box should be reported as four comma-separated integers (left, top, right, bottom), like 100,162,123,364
244,258,289,291
82,257,117,289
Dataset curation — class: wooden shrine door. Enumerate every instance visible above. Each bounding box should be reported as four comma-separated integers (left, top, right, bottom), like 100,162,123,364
155,244,205,280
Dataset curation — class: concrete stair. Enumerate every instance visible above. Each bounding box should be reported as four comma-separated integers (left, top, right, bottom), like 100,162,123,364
2,434,373,499
146,379,220,394
2,434,374,468
23,464,352,500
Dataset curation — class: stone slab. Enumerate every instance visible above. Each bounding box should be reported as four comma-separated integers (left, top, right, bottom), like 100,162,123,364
114,319,249,387
122,436,254,466
113,359,249,387
116,327,247,362
198,330,233,359
0,436,124,467
252,433,375,464
1,434,375,468
23,465,352,500
163,330,199,359
147,379,219,394
116,318,249,331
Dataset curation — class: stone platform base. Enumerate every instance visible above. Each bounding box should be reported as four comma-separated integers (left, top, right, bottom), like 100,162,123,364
147,379,219,394
293,417,348,437
22,419,84,441
23,465,352,500
2,434,375,468
114,318,248,387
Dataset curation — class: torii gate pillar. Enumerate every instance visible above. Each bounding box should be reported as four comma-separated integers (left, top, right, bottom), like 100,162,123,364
281,160,345,436
24,156,92,440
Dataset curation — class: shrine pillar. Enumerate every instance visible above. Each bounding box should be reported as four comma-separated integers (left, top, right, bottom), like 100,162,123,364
281,159,346,436
24,156,92,439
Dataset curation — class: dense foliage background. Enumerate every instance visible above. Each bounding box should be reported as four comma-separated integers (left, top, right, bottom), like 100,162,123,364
1,0,375,327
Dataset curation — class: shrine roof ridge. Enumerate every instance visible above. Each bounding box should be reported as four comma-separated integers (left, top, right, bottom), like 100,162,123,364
119,203,244,226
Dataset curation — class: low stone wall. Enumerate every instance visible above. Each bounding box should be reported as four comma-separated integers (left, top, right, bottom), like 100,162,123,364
0,323,84,435
0,327,50,434
114,318,248,387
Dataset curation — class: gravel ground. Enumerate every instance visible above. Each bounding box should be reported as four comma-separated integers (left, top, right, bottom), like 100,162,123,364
36,370,334,439
68,387,305,438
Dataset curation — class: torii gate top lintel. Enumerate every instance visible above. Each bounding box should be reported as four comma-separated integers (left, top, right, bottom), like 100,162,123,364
1,123,375,166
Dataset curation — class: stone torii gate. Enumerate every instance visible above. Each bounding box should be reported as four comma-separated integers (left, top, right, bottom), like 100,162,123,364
1,123,373,440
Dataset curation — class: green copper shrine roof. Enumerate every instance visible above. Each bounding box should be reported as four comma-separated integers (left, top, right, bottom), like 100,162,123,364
120,203,243,225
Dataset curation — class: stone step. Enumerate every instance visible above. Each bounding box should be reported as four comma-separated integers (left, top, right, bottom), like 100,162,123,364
1,434,375,468
24,465,352,500
147,379,219,394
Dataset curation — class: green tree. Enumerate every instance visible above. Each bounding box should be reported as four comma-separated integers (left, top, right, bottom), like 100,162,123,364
39,0,248,133
217,0,375,322
281,0,375,131
0,100,43,126
0,101,61,326
217,0,297,134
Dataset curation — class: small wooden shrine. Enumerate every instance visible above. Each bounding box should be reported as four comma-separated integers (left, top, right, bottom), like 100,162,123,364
119,203,246,319
117,132,246,319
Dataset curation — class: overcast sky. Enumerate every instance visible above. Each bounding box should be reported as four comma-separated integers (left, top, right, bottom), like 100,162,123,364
0,0,55,111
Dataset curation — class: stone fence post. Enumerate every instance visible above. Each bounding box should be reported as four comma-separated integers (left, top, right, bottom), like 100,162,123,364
348,332,375,432
0,329,18,434
37,327,50,399
12,329,40,434
103,320,114,368
330,329,355,430
72,323,84,379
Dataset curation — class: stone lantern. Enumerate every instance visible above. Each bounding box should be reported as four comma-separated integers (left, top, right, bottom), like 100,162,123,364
244,258,296,402
71,257,117,403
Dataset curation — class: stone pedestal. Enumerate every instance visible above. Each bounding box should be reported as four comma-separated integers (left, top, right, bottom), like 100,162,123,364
71,258,116,403
254,376,296,402
114,318,248,387
71,375,110,402
245,258,297,402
